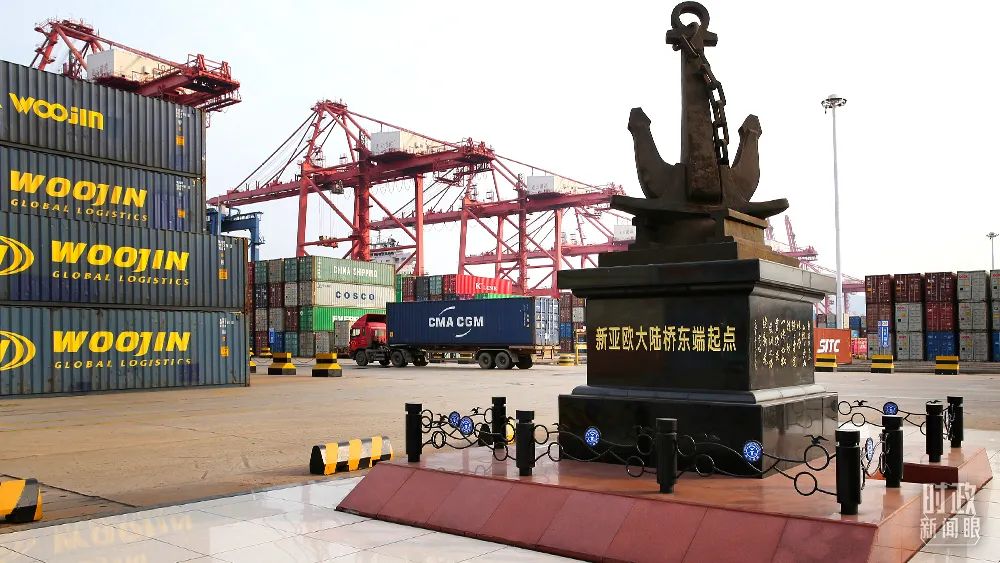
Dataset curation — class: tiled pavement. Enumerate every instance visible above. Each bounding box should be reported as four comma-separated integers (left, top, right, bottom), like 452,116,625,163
1,451,999,563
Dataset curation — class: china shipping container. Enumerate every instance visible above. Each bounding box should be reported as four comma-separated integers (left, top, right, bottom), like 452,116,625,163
893,274,924,303
385,297,560,348
297,256,395,286
299,306,387,331
0,306,246,397
926,332,957,358
957,271,989,302
0,212,245,309
959,332,990,362
0,61,206,177
958,302,990,331
865,275,893,303
895,332,924,361
924,272,956,303
0,146,205,232
925,302,956,331
894,303,924,332
297,281,395,308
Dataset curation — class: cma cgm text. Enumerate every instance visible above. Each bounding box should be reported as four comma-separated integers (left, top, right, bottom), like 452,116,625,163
7,93,104,130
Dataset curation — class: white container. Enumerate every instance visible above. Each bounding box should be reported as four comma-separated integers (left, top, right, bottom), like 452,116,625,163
525,175,581,196
369,131,429,155
334,320,352,349
267,307,284,331
572,306,585,323
254,308,269,328
895,332,923,360
959,331,990,362
991,270,1000,297
613,224,637,242
958,271,989,302
86,49,162,81
298,281,395,308
284,282,299,307
959,302,989,331
895,303,923,332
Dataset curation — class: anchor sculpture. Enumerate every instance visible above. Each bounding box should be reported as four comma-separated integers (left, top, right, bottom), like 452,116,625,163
614,1,788,251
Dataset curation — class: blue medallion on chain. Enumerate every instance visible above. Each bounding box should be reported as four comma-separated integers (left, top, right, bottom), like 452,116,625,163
742,440,763,463
865,437,875,461
882,401,898,416
584,426,601,447
448,411,461,427
459,416,474,437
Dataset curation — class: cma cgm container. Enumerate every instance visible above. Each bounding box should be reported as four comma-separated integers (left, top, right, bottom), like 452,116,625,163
0,211,246,309
0,146,205,232
347,298,559,369
0,60,206,177
298,256,394,286
0,306,247,397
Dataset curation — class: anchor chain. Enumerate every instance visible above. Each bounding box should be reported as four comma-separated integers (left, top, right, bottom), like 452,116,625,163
676,33,730,166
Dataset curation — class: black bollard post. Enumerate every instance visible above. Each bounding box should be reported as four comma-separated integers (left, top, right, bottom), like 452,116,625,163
835,429,862,515
405,403,422,463
947,396,964,449
492,396,507,451
515,410,535,477
882,414,904,488
926,402,944,463
655,418,678,494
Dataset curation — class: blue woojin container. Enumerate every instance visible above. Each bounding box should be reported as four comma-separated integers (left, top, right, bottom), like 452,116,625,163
386,297,559,347
926,331,957,358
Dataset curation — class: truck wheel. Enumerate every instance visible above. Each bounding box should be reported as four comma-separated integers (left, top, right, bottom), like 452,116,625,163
390,350,408,368
378,359,391,367
477,352,495,369
413,356,429,367
354,351,368,366
495,351,514,370
516,355,534,369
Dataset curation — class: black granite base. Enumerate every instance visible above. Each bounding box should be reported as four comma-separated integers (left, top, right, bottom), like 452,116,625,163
558,388,838,477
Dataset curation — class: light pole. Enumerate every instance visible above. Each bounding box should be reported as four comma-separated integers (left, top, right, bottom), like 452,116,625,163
989,232,998,270
822,94,847,329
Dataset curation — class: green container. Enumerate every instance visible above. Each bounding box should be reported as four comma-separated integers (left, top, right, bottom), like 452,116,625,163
475,293,511,299
253,261,269,284
299,306,386,331
283,258,300,283
298,256,394,286
284,331,299,357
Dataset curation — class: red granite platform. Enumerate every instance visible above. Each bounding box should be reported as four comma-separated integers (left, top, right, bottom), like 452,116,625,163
337,445,992,563
902,447,992,487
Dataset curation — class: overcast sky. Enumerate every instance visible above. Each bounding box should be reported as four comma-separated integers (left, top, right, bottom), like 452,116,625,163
4,1,999,292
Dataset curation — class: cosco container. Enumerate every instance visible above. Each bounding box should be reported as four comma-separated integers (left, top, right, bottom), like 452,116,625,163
0,146,205,232
0,306,246,397
0,211,245,309
865,275,893,304
958,302,990,331
297,281,395,308
957,271,989,302
300,306,386,332
0,60,206,177
924,272,956,303
893,274,924,303
297,256,394,286
386,297,560,347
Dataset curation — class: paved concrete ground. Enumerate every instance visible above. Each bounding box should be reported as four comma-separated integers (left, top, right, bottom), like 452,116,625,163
1,362,998,528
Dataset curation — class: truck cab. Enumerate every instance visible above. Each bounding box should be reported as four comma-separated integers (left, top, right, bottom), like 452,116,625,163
348,314,387,362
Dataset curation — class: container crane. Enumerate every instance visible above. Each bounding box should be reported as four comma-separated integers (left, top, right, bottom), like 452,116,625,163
30,19,240,112
208,100,630,296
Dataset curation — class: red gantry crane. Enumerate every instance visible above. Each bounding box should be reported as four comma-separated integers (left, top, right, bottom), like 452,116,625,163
208,100,630,296
766,215,863,317
30,18,240,112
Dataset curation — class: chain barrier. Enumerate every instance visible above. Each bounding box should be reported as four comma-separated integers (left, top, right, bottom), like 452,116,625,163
418,406,513,462
532,423,655,478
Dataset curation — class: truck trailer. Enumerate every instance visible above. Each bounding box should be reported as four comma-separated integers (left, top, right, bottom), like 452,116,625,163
348,297,559,369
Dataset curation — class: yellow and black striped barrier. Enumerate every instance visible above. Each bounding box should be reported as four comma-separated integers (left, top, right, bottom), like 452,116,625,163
457,353,475,365
0,478,43,524
559,353,576,366
309,436,393,475
815,353,837,372
312,353,343,377
871,354,894,374
249,352,257,374
935,355,960,375
268,352,296,375
258,347,272,359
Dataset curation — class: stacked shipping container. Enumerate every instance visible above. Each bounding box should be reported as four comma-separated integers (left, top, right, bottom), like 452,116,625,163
0,60,247,396
893,274,924,360
865,275,894,357
992,271,1000,360
924,272,957,359
958,271,992,361
558,292,586,352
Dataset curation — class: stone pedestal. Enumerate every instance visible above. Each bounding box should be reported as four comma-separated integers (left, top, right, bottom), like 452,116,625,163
558,239,838,475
